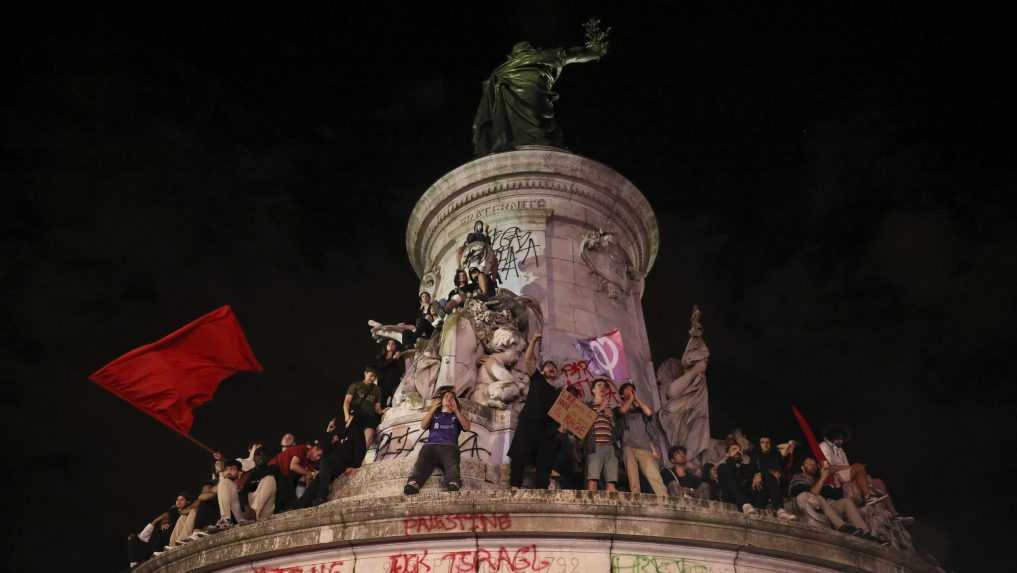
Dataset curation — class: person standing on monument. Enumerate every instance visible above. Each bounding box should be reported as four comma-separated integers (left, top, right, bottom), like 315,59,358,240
617,382,667,495
343,365,386,448
404,388,471,494
717,442,756,514
584,378,620,492
373,339,405,407
508,351,560,489
748,434,797,520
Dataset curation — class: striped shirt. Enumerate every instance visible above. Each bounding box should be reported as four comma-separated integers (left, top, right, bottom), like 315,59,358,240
593,409,614,444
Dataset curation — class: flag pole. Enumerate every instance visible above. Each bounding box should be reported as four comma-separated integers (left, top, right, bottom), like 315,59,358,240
180,432,216,454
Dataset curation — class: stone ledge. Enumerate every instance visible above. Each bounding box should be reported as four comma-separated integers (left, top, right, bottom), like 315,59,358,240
135,489,933,573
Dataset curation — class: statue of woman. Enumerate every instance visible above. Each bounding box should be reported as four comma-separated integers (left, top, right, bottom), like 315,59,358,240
472,20,609,156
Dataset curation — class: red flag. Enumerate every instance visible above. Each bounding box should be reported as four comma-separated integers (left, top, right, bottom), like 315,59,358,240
791,404,827,464
89,305,263,436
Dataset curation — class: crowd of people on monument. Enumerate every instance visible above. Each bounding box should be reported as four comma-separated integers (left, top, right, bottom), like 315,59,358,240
126,221,914,569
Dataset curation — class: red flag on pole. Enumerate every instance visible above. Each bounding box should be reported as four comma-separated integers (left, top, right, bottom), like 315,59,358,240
89,305,263,439
791,404,827,464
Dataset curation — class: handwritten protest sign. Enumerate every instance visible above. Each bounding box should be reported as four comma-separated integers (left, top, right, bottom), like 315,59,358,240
547,390,597,439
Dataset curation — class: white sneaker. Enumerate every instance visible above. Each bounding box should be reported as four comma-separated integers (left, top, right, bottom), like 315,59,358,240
741,503,757,514
776,508,798,521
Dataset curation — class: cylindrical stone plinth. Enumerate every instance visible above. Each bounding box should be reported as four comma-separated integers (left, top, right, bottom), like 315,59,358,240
332,148,663,499
406,146,660,407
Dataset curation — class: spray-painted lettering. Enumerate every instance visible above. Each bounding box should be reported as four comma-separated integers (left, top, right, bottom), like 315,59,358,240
610,553,711,573
490,226,540,279
403,512,511,535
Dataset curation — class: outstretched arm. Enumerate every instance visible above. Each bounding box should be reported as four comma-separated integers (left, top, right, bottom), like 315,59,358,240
564,46,604,65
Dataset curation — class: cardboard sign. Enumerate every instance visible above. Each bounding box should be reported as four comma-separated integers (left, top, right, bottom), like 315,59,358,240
547,390,597,439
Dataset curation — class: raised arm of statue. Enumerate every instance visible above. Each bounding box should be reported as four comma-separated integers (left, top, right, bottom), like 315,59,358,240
563,46,604,65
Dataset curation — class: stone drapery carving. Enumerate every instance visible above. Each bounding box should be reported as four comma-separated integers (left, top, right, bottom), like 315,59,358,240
657,305,712,462
580,229,637,299
383,289,543,411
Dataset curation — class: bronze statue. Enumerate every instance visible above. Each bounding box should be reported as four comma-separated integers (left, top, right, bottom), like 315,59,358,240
472,19,610,156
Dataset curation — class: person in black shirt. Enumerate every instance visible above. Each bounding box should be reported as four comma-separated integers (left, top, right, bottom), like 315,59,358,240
293,418,367,508
749,434,797,520
660,446,709,498
374,339,405,407
717,442,756,513
508,345,560,489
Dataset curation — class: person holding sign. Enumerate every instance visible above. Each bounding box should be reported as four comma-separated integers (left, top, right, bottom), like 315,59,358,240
584,378,621,492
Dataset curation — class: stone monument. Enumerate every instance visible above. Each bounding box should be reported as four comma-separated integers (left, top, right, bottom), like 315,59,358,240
135,23,933,573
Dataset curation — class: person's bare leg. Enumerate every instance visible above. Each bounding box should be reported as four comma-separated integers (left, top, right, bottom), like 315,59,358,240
850,463,871,498
605,482,617,492
364,427,376,448
587,479,599,491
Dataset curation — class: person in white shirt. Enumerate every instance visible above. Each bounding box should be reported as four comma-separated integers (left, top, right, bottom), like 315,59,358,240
818,425,887,507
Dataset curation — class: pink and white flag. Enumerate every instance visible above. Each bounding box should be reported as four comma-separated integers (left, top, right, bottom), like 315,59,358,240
574,329,629,382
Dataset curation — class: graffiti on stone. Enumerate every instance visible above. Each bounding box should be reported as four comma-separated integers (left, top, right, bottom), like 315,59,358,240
610,554,710,573
490,226,541,279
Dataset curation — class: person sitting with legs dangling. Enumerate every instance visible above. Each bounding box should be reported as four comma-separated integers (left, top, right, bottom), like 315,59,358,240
404,388,471,494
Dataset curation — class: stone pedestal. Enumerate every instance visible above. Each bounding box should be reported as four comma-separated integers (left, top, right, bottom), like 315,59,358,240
406,147,659,408
135,490,932,573
331,147,662,500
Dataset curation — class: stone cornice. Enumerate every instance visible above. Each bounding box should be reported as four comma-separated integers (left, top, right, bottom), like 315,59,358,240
136,490,931,573
406,148,659,278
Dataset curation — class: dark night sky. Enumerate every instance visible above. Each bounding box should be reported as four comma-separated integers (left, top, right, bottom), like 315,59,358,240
4,3,1015,571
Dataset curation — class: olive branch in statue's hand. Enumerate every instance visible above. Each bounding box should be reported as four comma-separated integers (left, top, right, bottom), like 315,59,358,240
583,18,611,54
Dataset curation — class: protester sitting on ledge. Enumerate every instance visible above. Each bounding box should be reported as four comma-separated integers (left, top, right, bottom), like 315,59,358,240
749,433,796,520
212,457,251,529
819,425,888,507
239,446,278,521
585,378,620,492
405,388,470,494
661,446,711,499
717,441,756,514
127,492,189,566
789,457,886,544
700,463,720,500
343,365,387,447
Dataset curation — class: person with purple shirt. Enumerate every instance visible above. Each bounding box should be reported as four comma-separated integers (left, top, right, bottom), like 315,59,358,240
404,388,471,494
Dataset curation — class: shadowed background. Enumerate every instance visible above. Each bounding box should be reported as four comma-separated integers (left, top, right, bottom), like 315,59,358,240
4,2,1015,570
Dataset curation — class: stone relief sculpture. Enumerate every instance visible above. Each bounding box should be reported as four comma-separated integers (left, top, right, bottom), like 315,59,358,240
419,266,441,298
383,288,543,412
657,305,712,463
580,229,637,299
472,19,610,156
